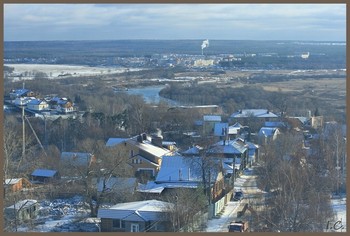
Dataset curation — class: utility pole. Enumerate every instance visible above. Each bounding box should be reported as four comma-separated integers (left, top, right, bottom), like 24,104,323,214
22,105,25,161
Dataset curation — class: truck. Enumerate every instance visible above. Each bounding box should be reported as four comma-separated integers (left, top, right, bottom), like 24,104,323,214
228,221,249,232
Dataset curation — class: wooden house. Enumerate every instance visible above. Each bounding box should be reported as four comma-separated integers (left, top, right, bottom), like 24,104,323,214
106,134,173,180
4,178,32,193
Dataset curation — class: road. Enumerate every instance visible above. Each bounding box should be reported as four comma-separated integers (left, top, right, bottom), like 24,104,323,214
205,166,266,232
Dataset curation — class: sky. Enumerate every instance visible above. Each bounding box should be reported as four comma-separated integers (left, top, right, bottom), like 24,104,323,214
4,4,346,41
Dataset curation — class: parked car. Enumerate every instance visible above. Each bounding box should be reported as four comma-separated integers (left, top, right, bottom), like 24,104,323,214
228,221,249,232
233,191,244,201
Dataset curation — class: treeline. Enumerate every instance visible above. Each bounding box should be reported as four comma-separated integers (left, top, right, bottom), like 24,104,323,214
219,55,345,70
159,83,344,121
5,40,345,68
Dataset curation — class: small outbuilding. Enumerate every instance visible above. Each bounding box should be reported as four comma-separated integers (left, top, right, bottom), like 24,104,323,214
5,199,39,223
4,178,32,193
31,169,60,184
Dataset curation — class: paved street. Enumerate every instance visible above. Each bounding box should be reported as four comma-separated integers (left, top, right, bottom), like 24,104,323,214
205,166,266,232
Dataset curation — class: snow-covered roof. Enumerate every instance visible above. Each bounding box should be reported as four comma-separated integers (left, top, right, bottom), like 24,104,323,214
162,141,177,146
96,177,137,193
10,89,30,97
230,109,278,118
182,145,203,155
27,99,47,105
31,169,58,177
155,156,203,183
6,199,38,210
60,152,93,166
288,116,309,125
246,142,259,150
214,123,229,137
106,138,128,147
97,200,173,221
258,127,279,137
137,181,198,194
203,115,222,122
228,123,243,135
128,138,171,158
208,139,248,155
5,178,22,185
106,135,171,158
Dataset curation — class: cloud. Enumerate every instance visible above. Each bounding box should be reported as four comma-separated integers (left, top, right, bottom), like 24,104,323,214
4,3,346,41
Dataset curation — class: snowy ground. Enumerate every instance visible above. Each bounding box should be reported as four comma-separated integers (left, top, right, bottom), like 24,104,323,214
15,195,100,232
328,194,347,232
205,167,262,232
5,63,144,81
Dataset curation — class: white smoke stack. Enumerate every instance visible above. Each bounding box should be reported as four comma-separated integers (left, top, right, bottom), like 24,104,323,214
201,39,209,55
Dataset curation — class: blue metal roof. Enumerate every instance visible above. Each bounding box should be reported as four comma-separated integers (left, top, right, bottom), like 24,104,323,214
31,169,57,177
214,123,229,137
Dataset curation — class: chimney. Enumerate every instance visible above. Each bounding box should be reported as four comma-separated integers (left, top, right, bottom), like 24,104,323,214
151,135,163,148
137,135,143,143
142,133,147,141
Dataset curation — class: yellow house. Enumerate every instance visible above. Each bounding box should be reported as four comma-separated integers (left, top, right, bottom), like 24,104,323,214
106,134,173,179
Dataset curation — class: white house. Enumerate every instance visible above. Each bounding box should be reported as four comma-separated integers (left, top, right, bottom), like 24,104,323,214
27,99,49,111
258,127,281,144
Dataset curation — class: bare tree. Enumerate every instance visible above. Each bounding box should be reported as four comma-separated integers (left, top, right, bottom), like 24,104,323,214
162,187,207,232
61,138,133,216
256,132,334,232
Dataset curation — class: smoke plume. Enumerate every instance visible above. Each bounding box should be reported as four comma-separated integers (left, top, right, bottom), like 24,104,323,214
201,39,209,50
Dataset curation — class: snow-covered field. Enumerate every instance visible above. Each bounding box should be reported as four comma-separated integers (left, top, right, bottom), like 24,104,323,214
5,63,144,81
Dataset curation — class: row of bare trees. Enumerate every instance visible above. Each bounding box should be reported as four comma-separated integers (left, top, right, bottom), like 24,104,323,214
255,131,341,232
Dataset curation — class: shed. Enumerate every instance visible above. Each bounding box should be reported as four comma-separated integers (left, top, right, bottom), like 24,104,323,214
5,199,39,222
4,178,32,193
31,169,60,183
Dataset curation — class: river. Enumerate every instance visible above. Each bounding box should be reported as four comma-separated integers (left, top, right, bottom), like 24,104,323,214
125,85,178,106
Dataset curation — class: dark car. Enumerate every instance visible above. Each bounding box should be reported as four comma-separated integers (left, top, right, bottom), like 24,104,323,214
233,191,244,201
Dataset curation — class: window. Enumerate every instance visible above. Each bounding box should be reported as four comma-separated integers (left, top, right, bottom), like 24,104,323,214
130,150,134,157
113,219,124,228
131,223,139,232
132,158,142,164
